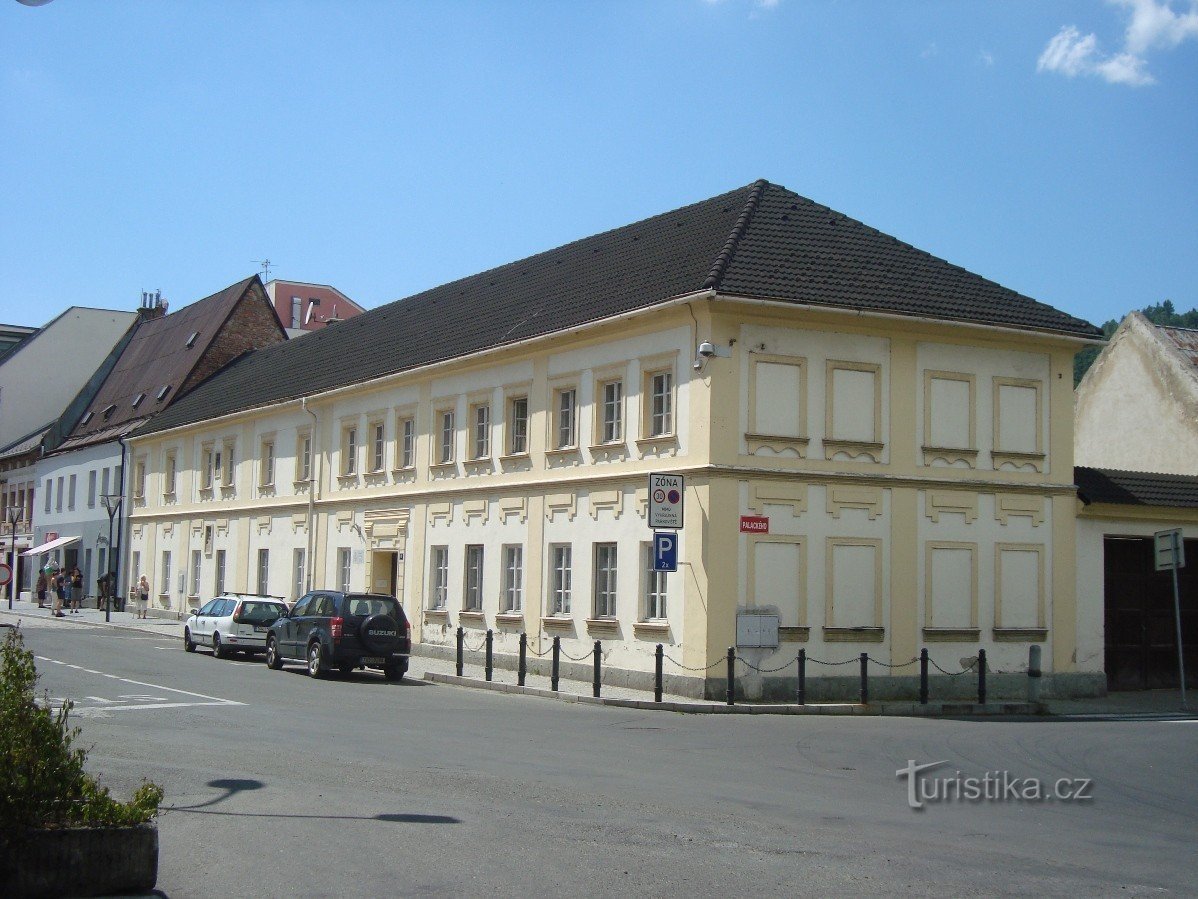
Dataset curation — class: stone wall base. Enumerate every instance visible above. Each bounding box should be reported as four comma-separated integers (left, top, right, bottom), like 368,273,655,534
1,823,158,898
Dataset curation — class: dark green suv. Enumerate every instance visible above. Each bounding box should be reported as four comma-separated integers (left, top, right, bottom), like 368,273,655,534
264,591,410,681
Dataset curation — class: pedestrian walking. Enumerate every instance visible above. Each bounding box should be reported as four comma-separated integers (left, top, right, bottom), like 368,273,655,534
36,572,47,608
70,566,83,613
136,575,150,619
51,572,66,617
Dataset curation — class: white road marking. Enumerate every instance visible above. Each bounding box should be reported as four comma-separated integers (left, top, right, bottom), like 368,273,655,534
34,654,245,709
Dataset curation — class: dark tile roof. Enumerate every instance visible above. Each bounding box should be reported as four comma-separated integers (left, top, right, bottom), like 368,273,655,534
1157,325,1198,370
1075,466,1198,509
65,277,265,447
143,180,1099,436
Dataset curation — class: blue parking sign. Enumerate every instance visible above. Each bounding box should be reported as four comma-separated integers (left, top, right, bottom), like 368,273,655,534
653,531,678,572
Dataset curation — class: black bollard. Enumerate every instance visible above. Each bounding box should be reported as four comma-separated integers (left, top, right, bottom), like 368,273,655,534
551,636,560,692
485,629,493,682
726,646,736,706
797,648,806,705
919,648,929,705
593,641,601,698
859,652,869,705
654,644,664,703
518,632,527,687
455,626,464,677
977,648,987,705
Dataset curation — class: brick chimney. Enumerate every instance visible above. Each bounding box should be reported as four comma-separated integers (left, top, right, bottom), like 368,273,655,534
136,289,167,321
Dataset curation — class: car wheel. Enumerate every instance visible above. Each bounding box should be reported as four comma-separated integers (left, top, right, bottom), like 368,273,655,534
184,628,196,653
212,632,227,660
265,636,284,670
307,641,327,678
384,664,405,683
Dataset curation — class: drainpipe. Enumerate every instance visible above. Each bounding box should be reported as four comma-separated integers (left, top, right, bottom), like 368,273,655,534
301,397,319,593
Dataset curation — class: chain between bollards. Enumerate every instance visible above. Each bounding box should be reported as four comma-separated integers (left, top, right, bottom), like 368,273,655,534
654,644,664,703
455,626,464,677
551,635,560,692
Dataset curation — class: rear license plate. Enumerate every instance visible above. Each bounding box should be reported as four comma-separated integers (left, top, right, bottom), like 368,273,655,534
254,626,268,633
361,656,385,665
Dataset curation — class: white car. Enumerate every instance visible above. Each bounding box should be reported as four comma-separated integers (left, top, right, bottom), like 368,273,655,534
184,594,289,659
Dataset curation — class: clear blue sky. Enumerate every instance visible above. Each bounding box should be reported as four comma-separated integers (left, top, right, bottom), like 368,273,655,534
3,1,1195,330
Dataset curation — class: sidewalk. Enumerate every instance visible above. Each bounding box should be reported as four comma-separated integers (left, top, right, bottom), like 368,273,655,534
0,597,184,637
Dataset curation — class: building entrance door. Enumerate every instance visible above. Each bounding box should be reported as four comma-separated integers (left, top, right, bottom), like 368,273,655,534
1104,536,1198,690
371,550,400,597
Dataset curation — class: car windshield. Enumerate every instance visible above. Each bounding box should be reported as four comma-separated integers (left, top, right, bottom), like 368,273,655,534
345,596,400,618
238,601,286,624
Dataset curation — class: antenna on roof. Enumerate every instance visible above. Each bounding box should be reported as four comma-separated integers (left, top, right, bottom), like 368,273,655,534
253,259,273,281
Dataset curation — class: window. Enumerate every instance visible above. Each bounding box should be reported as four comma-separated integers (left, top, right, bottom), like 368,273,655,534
83,548,92,584
600,380,623,443
648,371,674,437
338,548,351,593
132,392,145,409
201,446,214,489
260,440,275,486
100,467,110,500
220,444,235,487
342,426,358,476
298,432,312,482
68,474,77,510
43,479,51,514
87,470,97,508
98,547,107,581
398,417,415,469
130,551,140,586
190,550,201,597
554,388,577,449
593,543,618,618
164,453,177,495
215,550,226,596
464,545,484,611
257,548,270,595
55,476,63,513
438,410,455,464
370,422,385,472
291,296,301,329
133,462,145,499
429,547,448,609
471,403,491,459
156,385,170,401
161,551,172,597
186,332,198,348
502,545,523,612
643,543,667,620
550,544,572,614
508,396,529,455
293,548,306,600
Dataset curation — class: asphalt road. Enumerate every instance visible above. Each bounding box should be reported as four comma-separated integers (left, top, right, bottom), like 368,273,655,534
11,617,1198,897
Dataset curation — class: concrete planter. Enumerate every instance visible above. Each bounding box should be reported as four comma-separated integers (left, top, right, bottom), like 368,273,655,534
1,822,158,898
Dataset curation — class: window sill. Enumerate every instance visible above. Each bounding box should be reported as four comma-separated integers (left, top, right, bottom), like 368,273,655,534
632,620,670,639
199,486,215,499
922,627,981,642
992,627,1047,643
822,626,885,643
498,451,530,463
162,491,177,502
292,480,312,492
429,462,457,474
495,612,524,627
258,483,276,496
921,446,978,468
362,471,389,486
990,450,1045,473
822,439,884,463
545,446,580,459
540,616,575,631
745,433,809,457
464,458,494,475
424,608,449,620
635,434,678,451
458,610,485,626
585,617,620,633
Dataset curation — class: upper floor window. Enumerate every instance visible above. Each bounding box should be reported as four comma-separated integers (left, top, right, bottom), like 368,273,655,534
164,453,177,496
554,388,577,449
201,446,214,490
132,462,145,499
600,379,623,443
397,416,415,469
471,403,491,460
370,422,386,473
438,410,455,464
342,426,358,476
291,296,301,329
647,371,674,437
297,432,312,482
508,396,529,456
259,440,275,486
220,443,235,487
87,470,97,508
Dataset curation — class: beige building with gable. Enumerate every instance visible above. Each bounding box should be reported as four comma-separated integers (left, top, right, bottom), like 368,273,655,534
124,181,1105,698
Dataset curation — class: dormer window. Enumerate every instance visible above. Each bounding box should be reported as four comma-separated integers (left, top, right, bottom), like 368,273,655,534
80,411,93,426
101,404,116,419
132,393,145,409
186,332,199,348
156,385,170,401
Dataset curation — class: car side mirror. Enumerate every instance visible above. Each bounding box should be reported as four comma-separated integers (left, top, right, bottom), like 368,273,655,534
189,608,198,617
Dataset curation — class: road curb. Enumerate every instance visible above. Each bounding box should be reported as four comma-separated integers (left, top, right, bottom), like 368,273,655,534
421,672,1041,716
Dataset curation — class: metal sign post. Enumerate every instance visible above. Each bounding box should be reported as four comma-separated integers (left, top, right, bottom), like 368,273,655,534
1155,528,1188,709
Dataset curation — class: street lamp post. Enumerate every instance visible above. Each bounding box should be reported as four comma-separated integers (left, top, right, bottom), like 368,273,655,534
5,506,19,610
101,494,122,623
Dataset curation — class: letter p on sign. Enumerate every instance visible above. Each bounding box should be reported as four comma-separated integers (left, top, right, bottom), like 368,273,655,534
653,532,677,572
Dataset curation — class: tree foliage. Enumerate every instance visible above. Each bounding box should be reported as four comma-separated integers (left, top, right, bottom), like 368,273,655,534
1074,300,1198,386
0,628,162,853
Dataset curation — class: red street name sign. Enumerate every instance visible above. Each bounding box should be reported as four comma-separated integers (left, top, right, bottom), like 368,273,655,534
739,515,769,534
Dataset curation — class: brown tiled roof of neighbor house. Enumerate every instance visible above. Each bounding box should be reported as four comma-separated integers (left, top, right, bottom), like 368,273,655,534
1157,325,1198,370
1075,466,1198,509
142,180,1101,436
58,276,285,451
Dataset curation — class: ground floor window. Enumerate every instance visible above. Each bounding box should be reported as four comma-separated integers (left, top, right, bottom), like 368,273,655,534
257,548,269,595
502,545,523,612
215,549,226,596
293,548,306,601
337,547,351,593
643,543,667,620
593,543,617,618
429,546,448,609
161,551,172,598
190,549,201,597
550,544,572,615
464,545,484,611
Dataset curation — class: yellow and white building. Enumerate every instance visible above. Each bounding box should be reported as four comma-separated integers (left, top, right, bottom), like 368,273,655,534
125,181,1105,698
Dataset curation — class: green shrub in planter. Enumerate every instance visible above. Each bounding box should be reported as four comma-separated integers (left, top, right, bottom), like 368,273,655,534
0,628,163,854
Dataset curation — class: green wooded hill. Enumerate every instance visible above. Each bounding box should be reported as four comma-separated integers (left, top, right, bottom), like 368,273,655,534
1074,301,1198,386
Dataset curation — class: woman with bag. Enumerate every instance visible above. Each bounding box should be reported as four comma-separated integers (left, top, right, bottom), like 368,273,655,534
36,572,46,608
136,575,150,619
69,566,83,613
